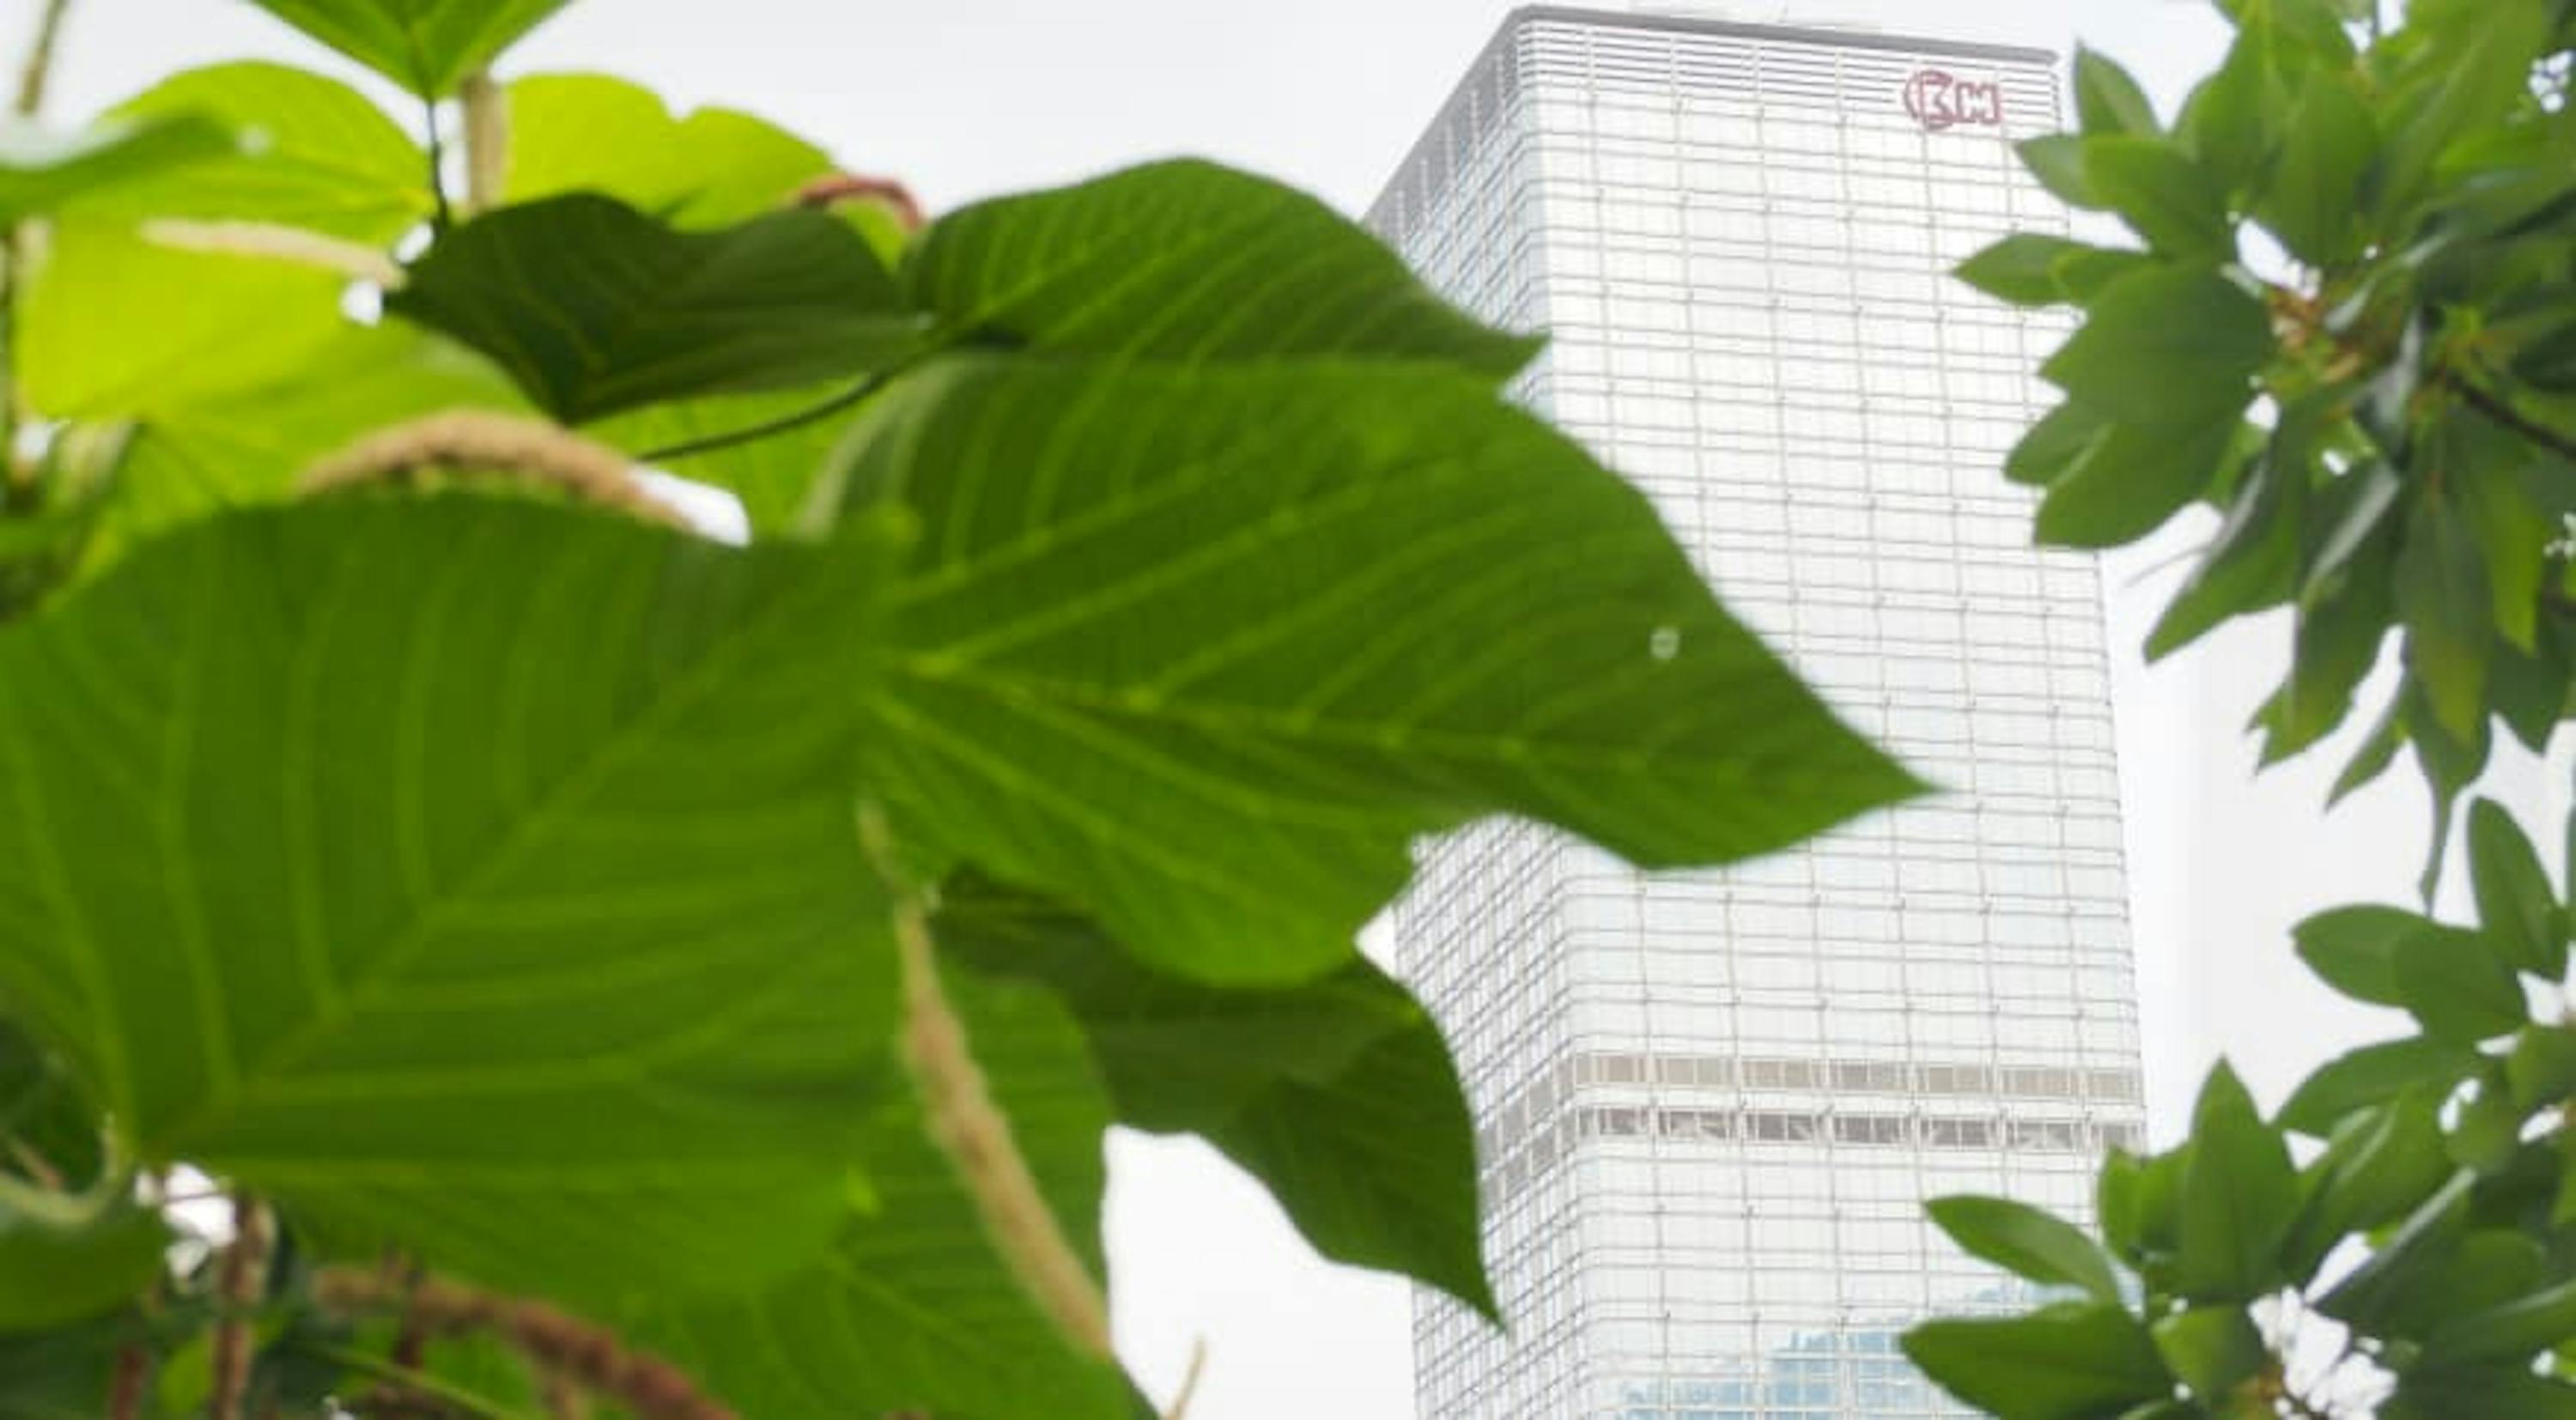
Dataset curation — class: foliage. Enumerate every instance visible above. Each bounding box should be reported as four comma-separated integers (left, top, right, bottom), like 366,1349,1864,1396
0,3,1911,1416
1911,2,2576,1415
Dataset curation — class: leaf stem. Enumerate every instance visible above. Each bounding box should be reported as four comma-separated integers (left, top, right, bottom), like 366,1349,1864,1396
208,1197,270,1420
2443,367,2576,467
423,95,453,234
105,1343,149,1420
632,367,901,464
13,0,68,118
855,802,1115,1362
459,70,505,216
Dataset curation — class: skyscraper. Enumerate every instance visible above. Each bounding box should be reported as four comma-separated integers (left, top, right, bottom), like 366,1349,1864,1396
1372,9,2145,1417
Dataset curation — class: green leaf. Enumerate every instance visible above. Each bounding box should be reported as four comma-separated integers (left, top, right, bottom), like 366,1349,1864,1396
0,497,903,1304
2036,416,2238,548
1956,234,2099,307
2470,799,2565,977
2397,494,2494,743
2178,27,2287,197
636,961,1131,1420
2006,401,2111,488
2018,134,2102,209
905,159,1537,375
2292,902,2432,1005
387,194,922,423
2150,1306,2266,1399
2317,1169,2476,1331
2254,70,2378,266
2074,48,2161,136
939,877,1492,1316
2096,1148,2148,1264
2395,914,2528,1041
243,0,574,97
62,63,430,241
591,382,850,532
2175,1062,2298,1301
2044,267,2271,427
0,1312,145,1419
2448,1069,2525,1171
0,114,237,222
2283,1089,2453,1273
2144,441,2299,659
0,1187,169,1333
2390,1368,2576,1420
1903,1303,2171,1420
21,221,349,421
0,1019,104,1191
2084,137,2237,262
845,356,1919,981
2280,1036,2481,1135
501,74,835,229
1926,1195,2123,1304
2506,1025,2576,1111
2426,1279,2576,1365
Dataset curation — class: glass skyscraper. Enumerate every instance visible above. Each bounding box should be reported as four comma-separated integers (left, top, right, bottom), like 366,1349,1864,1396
1371,9,2145,1417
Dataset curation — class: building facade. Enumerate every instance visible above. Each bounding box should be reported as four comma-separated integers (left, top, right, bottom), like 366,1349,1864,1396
1372,10,2145,1417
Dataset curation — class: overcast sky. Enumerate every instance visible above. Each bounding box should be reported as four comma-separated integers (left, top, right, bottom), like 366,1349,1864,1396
35,3,2555,1417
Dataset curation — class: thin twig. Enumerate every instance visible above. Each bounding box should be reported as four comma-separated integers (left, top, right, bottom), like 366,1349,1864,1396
855,803,1115,1361
633,367,900,464
423,95,453,234
459,71,506,215
209,1198,270,1420
106,1344,149,1420
2445,368,2576,466
13,0,70,118
1163,1338,1208,1420
4,1135,61,1189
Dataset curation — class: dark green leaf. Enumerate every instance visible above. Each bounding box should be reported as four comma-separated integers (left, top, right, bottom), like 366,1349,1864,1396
0,113,237,222
2450,1070,2525,1171
0,497,902,1304
2283,1089,2453,1273
63,63,429,241
501,74,835,229
2395,913,2528,1042
1927,1195,2123,1304
2254,70,2378,266
2280,1037,2481,1135
2144,442,2299,659
2390,1368,2576,1420
0,1313,145,1419
2085,137,2237,262
2470,799,2565,977
2043,267,2270,426
0,1188,168,1333
2097,1148,2148,1265
2006,401,2111,488
2317,1169,2475,1330
2327,695,2406,806
2291,902,2428,1005
2074,48,2161,136
2257,542,2396,762
1956,234,2109,307
2506,1026,2576,1111
0,1020,103,1191
2175,1062,2299,1300
387,194,921,423
2396,494,2494,743
242,0,574,96
635,962,1131,1420
905,159,1537,374
1903,1303,2171,1420
938,877,1493,1316
846,356,1918,982
2036,417,2236,548
2149,1306,2265,1399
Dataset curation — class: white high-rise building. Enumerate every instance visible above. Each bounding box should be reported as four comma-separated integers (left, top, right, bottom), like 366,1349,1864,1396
1372,9,2145,1417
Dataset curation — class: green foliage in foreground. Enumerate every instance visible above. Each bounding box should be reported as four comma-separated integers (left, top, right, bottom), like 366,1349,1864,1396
0,3,1911,1416
1913,1,2576,1415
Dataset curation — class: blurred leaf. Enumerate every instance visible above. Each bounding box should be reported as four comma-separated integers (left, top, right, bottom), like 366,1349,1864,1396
2144,442,2299,658
2449,1070,2525,1171
62,63,429,241
905,158,1538,374
2255,70,2378,266
1956,234,2115,307
2395,911,2528,1041
0,1020,103,1191
502,74,835,228
242,0,574,97
2007,401,2111,488
0,498,903,1305
1929,1195,2123,1304
388,195,920,423
2425,1279,2576,1365
2043,267,2270,426
2283,1089,2453,1271
0,1187,168,1333
842,356,1919,982
2175,1063,2298,1300
2084,137,2236,262
2036,416,2235,548
2018,134,2102,208
2149,1306,2265,1400
2389,1367,2576,1419
0,113,236,223
1903,1303,2171,1420
938,877,1494,1316
2074,48,2160,136
2470,799,2564,977
2396,494,2494,743
2506,1025,2576,1111
2317,1169,2476,1331
2292,902,2428,1005
2281,1036,2481,1135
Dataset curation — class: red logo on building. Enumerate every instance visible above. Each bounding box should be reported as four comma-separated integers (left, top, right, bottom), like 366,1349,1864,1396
1903,70,2004,132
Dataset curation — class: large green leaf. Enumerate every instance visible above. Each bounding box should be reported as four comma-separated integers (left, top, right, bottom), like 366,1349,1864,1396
387,194,922,423
905,159,1537,373
844,356,1918,981
1927,1195,2123,1304
2469,798,2564,977
593,381,848,532
21,222,349,421
1903,1303,2172,1420
0,1186,169,1333
2042,266,2271,426
243,0,574,97
0,497,902,1304
2174,1063,2298,1300
2292,902,2433,1006
939,877,1492,1315
502,74,834,229
61,63,429,241
2279,1037,2482,1135
639,961,1130,1420
0,115,236,223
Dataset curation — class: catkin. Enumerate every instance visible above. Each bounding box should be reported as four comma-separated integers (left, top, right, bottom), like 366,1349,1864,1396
297,411,693,531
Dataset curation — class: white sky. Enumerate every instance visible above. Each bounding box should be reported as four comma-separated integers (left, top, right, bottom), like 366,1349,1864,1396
38,3,2555,1417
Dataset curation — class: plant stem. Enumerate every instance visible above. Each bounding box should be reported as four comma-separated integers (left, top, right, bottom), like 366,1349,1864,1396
13,0,69,118
209,1198,270,1420
2444,368,2576,466
1,0,70,502
423,96,453,234
459,70,505,215
855,802,1115,1362
632,367,901,464
106,1344,149,1420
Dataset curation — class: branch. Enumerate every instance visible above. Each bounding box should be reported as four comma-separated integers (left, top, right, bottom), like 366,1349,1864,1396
2444,368,2576,466
313,1269,734,1420
209,1198,270,1420
13,0,69,118
855,802,1115,1361
106,1344,149,1420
